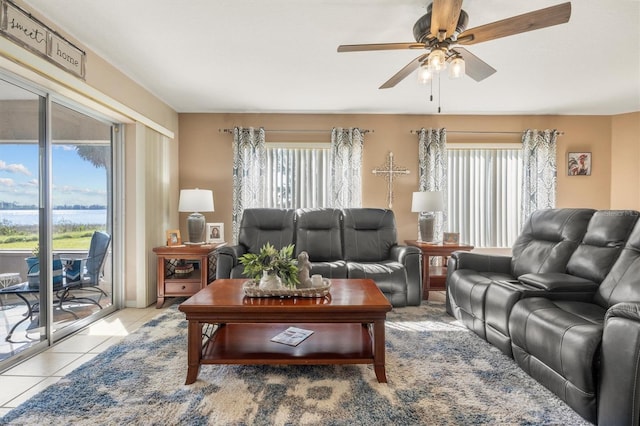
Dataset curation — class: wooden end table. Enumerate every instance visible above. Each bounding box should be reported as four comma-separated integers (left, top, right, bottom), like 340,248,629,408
405,240,474,300
153,243,226,308
178,278,393,384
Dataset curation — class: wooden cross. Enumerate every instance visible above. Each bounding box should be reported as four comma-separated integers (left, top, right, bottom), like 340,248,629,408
372,151,410,208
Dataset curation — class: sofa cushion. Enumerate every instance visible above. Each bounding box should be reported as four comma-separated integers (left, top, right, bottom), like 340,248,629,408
295,208,343,261
509,297,605,422
308,261,348,279
511,208,595,277
566,210,639,283
238,208,295,254
343,208,397,262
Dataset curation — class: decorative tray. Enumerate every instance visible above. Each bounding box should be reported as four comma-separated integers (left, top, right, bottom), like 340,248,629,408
243,279,331,298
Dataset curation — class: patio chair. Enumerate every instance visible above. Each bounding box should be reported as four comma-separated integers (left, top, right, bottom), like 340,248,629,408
59,231,111,308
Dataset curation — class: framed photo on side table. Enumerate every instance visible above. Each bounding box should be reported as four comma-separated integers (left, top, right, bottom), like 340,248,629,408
206,223,224,243
166,229,182,246
443,232,460,245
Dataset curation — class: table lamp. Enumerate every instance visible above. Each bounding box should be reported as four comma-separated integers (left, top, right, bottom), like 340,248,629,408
411,191,444,243
178,188,214,244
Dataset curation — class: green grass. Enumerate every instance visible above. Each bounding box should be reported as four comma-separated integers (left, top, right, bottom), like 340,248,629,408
0,228,101,251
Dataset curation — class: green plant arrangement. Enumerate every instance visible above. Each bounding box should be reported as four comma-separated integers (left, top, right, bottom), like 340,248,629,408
239,243,300,288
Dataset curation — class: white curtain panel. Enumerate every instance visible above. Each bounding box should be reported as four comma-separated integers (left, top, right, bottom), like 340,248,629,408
521,129,558,224
329,128,363,208
232,127,266,244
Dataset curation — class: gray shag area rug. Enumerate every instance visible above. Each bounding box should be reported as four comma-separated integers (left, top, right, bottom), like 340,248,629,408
1,302,590,425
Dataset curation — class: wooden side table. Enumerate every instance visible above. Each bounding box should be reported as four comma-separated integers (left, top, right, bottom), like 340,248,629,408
405,240,474,300
153,243,226,308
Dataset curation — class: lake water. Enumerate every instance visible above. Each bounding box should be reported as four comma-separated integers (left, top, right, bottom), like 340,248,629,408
0,209,107,226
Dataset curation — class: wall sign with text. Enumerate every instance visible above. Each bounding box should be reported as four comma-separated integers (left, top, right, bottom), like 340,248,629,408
0,0,86,79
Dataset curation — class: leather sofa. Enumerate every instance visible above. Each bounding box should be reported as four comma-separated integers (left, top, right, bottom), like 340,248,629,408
446,208,640,424
216,207,422,306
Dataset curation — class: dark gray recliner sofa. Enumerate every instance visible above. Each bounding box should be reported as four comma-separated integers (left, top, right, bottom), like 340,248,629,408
216,207,422,307
447,208,640,424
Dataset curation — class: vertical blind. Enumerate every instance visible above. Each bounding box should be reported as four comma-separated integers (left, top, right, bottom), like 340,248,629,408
447,148,523,247
264,145,331,209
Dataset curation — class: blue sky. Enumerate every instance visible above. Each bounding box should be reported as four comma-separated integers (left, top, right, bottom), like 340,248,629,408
0,144,106,207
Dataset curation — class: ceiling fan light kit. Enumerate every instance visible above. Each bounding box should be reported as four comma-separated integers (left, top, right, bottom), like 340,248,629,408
337,1,572,108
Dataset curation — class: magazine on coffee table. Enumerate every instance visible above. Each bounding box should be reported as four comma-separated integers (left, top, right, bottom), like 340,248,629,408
271,326,314,346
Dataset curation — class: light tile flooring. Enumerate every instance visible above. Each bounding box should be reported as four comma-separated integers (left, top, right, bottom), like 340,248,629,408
0,291,446,419
0,302,169,418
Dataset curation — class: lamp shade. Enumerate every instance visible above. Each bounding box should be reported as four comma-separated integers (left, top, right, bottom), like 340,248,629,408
411,191,444,213
178,189,214,213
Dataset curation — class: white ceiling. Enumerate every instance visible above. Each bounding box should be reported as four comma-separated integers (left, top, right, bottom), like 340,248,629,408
22,0,640,115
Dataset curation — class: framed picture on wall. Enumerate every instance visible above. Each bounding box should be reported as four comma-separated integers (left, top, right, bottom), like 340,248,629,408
166,229,182,246
568,152,591,176
206,223,224,243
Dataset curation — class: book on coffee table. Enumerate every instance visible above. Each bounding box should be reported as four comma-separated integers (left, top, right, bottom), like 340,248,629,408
271,326,314,346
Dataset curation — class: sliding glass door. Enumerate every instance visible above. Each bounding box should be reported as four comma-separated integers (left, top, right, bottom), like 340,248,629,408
49,101,114,334
0,75,118,367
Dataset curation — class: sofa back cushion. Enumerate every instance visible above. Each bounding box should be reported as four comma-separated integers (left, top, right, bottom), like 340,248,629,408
295,208,343,261
343,208,397,262
566,210,639,283
511,208,595,277
238,208,295,254
595,216,640,308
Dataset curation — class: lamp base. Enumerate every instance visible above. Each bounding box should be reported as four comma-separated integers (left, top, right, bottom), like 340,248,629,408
417,212,439,243
186,212,205,244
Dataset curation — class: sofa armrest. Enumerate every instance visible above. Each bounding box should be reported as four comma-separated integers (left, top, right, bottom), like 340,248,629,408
215,245,247,279
518,273,599,292
448,251,512,274
390,245,423,304
598,302,640,425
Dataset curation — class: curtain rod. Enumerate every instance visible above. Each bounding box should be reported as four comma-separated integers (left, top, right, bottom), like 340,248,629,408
409,129,564,135
219,128,373,134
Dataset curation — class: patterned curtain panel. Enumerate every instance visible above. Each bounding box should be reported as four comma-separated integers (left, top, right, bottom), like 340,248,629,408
232,127,266,243
329,127,363,208
521,129,558,224
418,128,448,237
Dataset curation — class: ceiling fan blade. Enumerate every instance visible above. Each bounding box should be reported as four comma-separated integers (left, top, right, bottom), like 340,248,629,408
379,54,428,89
453,47,496,82
430,0,463,40
457,2,571,45
337,42,424,52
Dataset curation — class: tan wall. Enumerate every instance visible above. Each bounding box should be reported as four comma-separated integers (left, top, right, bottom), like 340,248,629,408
178,113,614,244
611,112,640,209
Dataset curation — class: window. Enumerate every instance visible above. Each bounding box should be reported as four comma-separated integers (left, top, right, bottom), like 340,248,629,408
447,145,523,248
264,143,331,209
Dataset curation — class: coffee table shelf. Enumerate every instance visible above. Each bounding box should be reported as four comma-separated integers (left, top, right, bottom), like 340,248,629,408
202,323,373,363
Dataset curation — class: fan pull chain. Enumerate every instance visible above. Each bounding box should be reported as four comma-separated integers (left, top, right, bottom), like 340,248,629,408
438,72,441,113
429,77,433,102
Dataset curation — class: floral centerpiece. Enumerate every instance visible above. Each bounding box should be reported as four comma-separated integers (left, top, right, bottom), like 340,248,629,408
239,243,299,289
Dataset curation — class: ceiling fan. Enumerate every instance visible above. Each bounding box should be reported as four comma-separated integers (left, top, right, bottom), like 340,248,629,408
337,1,572,89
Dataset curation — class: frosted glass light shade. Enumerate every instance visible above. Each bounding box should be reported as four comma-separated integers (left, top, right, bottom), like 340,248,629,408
449,56,465,79
427,49,447,72
417,63,433,84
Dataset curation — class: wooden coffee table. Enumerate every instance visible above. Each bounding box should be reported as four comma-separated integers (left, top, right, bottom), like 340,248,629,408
178,278,393,384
